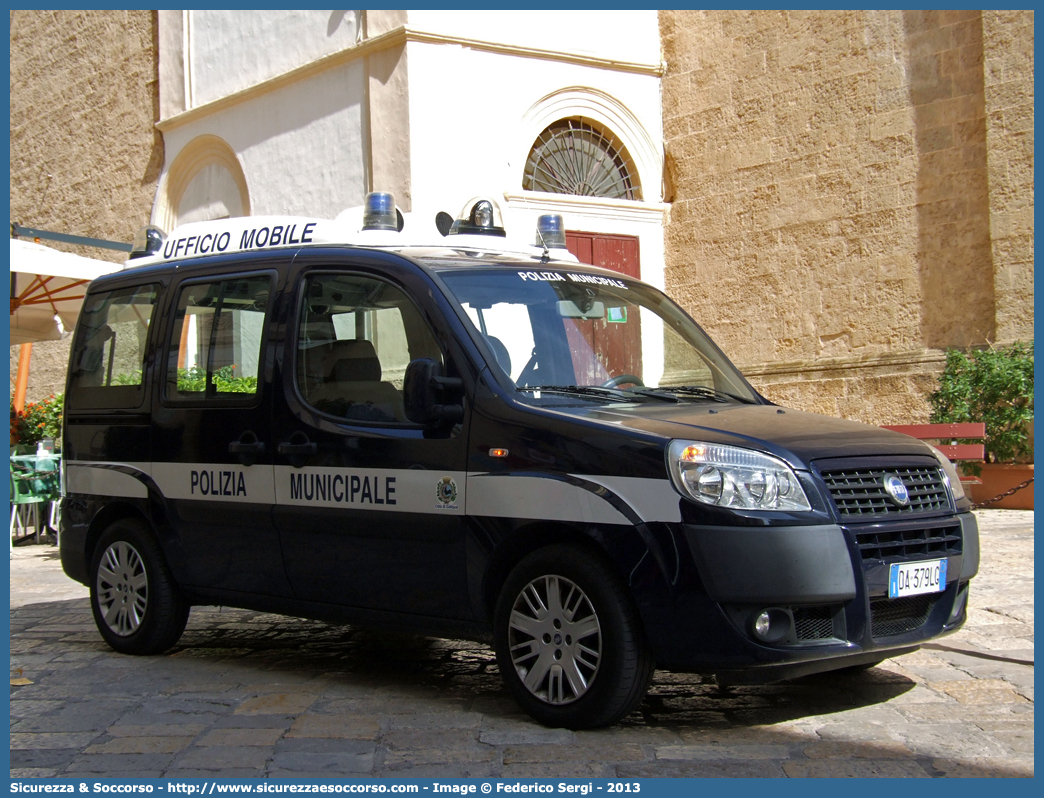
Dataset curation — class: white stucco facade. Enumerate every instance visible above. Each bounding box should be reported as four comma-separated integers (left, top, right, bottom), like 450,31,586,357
186,11,363,106
160,61,368,220
404,10,660,65
153,10,665,285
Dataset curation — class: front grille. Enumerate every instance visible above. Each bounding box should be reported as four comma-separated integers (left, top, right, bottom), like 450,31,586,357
793,606,834,641
821,466,950,518
853,522,962,561
870,594,938,637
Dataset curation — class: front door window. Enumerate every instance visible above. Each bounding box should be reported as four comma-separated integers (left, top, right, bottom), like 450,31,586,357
294,273,443,423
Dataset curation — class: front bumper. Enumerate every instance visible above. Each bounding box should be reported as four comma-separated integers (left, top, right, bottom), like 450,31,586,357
636,512,978,680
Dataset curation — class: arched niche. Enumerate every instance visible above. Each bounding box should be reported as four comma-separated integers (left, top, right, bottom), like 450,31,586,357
154,134,250,231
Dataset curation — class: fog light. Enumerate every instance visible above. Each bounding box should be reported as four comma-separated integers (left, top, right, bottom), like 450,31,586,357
754,611,772,638
751,607,790,643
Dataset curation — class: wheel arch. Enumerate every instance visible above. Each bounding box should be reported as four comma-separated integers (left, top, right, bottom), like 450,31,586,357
480,520,643,622
84,501,153,573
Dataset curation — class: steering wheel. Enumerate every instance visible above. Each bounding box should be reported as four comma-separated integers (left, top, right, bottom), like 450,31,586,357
601,374,644,389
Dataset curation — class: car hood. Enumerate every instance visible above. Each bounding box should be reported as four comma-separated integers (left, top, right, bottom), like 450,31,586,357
568,401,935,469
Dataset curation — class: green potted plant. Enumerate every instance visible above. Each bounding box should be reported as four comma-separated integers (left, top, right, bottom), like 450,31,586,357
929,342,1034,509
10,393,64,453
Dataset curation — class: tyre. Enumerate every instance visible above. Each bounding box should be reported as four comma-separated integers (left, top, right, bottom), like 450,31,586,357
493,545,654,729
89,518,190,655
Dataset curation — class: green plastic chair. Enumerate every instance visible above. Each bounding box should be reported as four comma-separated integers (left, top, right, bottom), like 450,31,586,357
10,458,59,552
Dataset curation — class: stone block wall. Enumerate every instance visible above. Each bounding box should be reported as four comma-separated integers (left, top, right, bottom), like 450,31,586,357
660,10,1033,425
10,10,161,402
983,10,1034,344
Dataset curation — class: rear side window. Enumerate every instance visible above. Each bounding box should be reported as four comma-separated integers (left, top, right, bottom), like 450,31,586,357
67,284,159,410
165,275,272,403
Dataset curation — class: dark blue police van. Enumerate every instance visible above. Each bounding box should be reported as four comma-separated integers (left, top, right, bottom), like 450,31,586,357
60,194,978,728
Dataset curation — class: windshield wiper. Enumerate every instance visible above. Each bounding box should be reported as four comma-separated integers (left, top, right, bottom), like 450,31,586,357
626,388,682,403
518,384,754,405
517,385,635,403
652,385,755,404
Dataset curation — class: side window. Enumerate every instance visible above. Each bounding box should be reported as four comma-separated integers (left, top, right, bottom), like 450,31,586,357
166,275,272,402
67,284,159,409
295,273,442,423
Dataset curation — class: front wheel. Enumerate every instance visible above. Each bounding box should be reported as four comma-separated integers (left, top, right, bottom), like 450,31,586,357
89,518,189,655
494,545,654,729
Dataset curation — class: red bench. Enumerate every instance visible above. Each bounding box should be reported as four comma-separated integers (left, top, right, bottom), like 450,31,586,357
881,422,986,485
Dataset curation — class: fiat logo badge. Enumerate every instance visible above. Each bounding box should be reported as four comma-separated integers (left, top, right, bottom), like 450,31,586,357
883,474,910,506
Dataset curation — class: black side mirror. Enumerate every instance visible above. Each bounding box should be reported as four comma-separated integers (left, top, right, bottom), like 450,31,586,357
403,358,464,425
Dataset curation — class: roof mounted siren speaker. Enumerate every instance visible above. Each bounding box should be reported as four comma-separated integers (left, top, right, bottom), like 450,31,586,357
129,225,166,259
448,197,507,237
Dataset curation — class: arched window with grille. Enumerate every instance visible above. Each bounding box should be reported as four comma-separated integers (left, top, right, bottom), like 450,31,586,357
523,118,642,201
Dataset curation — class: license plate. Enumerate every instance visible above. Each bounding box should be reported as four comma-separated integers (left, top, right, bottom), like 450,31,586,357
889,558,947,598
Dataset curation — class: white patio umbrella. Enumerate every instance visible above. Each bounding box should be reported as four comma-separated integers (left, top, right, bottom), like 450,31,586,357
9,238,124,344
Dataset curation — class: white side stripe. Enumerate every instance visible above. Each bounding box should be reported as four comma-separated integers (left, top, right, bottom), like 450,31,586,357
464,475,631,526
274,466,467,515
65,463,150,499
150,462,274,504
63,460,680,525
572,475,683,523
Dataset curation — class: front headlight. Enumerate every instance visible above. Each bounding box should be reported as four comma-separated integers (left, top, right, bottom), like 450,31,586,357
667,440,812,511
930,446,966,501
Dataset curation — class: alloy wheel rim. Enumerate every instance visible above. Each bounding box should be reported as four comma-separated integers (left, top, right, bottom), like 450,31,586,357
96,541,148,636
507,574,602,705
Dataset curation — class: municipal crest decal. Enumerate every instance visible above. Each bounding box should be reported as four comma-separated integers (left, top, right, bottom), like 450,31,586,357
436,476,459,509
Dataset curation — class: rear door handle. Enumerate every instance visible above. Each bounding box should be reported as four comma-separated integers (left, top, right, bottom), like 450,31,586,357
229,431,265,465
277,441,318,456
228,441,266,455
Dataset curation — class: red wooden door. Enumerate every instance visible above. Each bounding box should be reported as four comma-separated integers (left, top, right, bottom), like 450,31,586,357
565,232,640,279
563,232,642,384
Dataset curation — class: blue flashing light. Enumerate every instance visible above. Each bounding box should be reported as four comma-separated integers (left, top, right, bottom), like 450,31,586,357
535,214,567,248
362,192,398,231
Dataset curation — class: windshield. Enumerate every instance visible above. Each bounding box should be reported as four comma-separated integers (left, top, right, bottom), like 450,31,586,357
437,268,758,405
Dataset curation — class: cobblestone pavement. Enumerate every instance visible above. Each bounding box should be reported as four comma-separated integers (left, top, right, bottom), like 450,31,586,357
10,510,1033,779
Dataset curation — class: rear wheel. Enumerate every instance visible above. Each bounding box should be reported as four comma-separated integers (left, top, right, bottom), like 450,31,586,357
494,545,653,729
89,518,189,655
